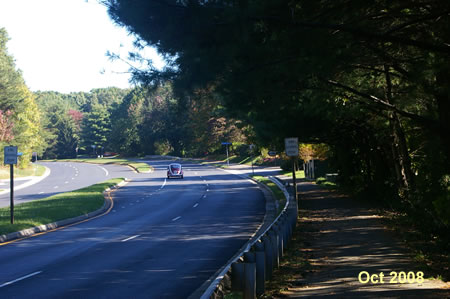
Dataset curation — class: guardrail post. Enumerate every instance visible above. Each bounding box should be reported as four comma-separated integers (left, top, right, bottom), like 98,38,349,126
281,215,288,250
231,262,245,292
276,224,284,258
268,230,279,269
262,235,273,280
286,214,292,242
244,263,256,299
243,253,256,299
254,242,266,296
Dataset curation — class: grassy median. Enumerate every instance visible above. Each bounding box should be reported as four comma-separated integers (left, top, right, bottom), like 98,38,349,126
53,157,152,173
0,164,47,180
0,178,124,235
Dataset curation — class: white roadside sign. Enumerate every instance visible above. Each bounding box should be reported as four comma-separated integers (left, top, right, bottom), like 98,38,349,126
285,137,299,157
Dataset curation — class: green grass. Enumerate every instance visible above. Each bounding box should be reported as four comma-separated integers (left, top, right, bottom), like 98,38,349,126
252,175,286,215
49,158,152,173
316,176,337,188
0,178,124,235
0,164,47,180
280,170,305,179
224,292,243,299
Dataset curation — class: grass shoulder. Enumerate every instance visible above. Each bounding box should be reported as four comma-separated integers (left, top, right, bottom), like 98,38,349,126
0,178,124,236
280,170,305,179
251,175,286,215
315,176,338,189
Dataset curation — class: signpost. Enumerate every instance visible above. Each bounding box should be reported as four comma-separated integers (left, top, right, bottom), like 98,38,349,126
285,138,299,203
222,142,232,167
4,146,18,224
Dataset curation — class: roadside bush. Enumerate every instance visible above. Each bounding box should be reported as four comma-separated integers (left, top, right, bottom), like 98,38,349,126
232,142,249,156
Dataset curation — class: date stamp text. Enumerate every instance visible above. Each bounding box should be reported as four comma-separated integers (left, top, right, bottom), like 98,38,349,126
358,271,424,284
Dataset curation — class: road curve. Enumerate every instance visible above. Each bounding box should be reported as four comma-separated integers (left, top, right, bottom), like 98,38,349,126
0,160,265,298
0,161,135,208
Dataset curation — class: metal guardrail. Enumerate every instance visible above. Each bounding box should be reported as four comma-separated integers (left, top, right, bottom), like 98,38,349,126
200,175,298,299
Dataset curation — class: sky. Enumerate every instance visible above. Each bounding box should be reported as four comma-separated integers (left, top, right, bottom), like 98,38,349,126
0,0,164,93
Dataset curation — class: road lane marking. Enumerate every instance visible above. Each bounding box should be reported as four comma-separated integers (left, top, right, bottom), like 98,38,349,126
38,191,44,194
0,271,42,288
193,203,199,208
54,186,59,189
172,216,181,221
121,235,140,242
99,166,109,176
65,181,69,184
160,178,167,189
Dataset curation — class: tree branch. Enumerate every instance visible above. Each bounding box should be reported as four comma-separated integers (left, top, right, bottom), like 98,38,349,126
321,78,439,128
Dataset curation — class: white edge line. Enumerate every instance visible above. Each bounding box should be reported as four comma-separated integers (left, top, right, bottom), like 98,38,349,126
193,203,199,208
161,178,167,189
99,166,109,177
172,216,181,221
121,235,140,242
0,271,42,288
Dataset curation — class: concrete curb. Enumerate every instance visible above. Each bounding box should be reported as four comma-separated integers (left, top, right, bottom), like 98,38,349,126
0,179,128,244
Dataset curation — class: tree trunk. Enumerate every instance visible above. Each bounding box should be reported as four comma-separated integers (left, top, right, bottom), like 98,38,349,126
435,65,450,170
384,65,415,197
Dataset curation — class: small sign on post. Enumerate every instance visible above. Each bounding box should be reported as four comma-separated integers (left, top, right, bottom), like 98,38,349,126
285,138,299,205
222,142,232,167
284,138,299,157
4,146,18,165
4,146,18,224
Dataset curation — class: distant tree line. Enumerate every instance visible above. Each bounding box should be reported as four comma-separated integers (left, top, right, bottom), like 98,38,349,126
35,84,247,159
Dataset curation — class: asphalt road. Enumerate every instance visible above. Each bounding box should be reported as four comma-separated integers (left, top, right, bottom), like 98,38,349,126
0,160,265,298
